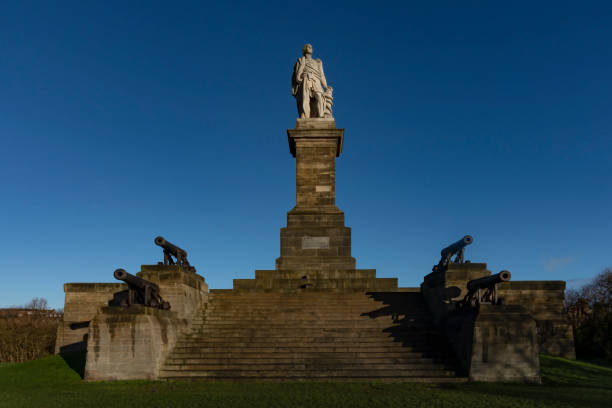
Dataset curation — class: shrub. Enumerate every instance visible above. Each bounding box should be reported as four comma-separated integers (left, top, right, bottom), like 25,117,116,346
0,299,60,363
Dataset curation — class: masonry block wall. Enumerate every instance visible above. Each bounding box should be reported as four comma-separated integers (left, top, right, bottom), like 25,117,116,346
422,263,541,382
55,283,125,354
138,265,208,322
499,281,575,359
84,306,186,380
56,266,208,360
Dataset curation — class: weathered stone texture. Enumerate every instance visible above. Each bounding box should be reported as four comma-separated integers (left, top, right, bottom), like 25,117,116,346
499,281,575,359
274,121,355,273
138,265,208,322
56,266,208,359
84,306,186,381
422,263,541,382
234,270,397,292
448,305,540,382
55,283,125,354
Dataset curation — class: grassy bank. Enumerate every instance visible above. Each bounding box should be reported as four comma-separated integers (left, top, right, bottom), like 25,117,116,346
0,355,610,408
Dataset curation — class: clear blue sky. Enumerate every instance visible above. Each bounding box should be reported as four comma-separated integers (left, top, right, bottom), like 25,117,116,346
1,1,610,309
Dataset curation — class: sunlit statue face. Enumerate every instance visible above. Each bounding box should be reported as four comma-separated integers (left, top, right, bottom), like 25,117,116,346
302,44,313,56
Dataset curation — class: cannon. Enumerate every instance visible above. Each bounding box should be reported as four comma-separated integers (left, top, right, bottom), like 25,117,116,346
154,236,196,272
113,268,170,310
433,235,473,273
461,270,511,307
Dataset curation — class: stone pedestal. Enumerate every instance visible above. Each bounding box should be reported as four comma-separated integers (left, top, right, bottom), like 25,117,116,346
277,119,355,270
84,306,186,381
234,119,397,292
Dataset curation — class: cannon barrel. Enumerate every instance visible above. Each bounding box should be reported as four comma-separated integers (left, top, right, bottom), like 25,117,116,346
154,236,187,258
440,235,473,259
113,268,159,291
467,270,511,292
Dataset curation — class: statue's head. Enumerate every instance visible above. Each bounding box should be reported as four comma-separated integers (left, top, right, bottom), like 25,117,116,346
302,44,313,56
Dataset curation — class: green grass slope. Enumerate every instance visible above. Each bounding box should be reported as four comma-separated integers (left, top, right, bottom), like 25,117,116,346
0,355,610,408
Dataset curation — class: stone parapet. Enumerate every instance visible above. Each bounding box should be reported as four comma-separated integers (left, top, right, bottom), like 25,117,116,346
84,306,187,381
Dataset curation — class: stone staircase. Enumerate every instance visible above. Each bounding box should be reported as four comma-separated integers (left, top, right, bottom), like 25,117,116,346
159,290,466,382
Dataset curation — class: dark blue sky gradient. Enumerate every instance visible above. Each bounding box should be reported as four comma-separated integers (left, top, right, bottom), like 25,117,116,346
1,1,611,308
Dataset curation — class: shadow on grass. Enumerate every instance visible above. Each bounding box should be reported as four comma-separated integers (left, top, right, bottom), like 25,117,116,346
447,356,612,408
59,351,86,379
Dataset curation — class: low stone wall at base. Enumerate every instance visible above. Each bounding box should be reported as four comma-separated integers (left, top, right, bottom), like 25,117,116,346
85,306,186,381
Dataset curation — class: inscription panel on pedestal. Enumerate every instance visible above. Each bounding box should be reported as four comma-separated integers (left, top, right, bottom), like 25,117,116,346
302,236,330,249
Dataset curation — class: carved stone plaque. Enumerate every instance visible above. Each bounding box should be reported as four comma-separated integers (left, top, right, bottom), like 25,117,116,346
302,236,330,249
315,185,331,192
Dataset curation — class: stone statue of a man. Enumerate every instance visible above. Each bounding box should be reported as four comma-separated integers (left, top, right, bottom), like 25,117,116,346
291,44,333,119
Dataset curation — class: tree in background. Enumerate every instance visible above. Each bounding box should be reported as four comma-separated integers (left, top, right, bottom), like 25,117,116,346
565,268,612,359
0,297,59,363
25,297,49,311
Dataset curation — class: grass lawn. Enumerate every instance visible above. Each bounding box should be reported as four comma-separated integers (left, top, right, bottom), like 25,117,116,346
0,355,610,408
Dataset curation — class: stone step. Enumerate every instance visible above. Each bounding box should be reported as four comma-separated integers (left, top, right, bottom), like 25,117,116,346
240,278,398,290
191,320,432,327
175,342,445,351
164,356,448,365
160,290,459,381
158,369,457,378
206,299,424,304
158,375,467,383
170,345,433,353
185,328,441,335
192,318,432,325
161,363,449,371
175,336,420,344
166,351,449,359
207,299,414,304
254,269,378,280
207,295,402,301
191,322,433,329
205,301,425,307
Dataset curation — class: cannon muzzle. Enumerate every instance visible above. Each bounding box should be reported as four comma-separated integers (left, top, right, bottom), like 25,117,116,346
113,268,169,310
154,235,194,271
441,235,473,259
114,268,128,281
467,270,511,292
155,236,188,257
114,268,159,291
